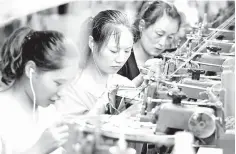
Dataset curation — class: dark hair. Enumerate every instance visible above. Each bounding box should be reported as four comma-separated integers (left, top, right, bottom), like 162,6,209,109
78,10,134,67
92,10,134,50
134,0,182,42
0,27,67,85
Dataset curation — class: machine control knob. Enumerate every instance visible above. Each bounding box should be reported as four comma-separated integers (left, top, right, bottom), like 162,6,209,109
216,35,225,40
206,46,222,54
168,91,187,104
228,25,235,30
188,69,205,80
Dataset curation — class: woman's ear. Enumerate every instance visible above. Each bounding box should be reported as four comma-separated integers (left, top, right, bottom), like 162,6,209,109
25,61,37,79
139,19,146,32
88,35,94,53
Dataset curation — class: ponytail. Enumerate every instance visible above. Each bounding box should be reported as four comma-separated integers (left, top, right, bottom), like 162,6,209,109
77,17,93,68
0,27,33,85
1,26,66,85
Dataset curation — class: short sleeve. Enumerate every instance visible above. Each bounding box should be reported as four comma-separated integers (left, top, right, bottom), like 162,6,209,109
55,83,96,115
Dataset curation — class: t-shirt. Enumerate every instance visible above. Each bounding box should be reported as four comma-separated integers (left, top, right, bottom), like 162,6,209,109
55,71,135,115
0,93,62,154
118,50,164,80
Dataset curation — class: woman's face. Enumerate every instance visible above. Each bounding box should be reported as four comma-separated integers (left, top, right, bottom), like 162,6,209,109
30,40,79,107
140,14,179,57
93,26,133,74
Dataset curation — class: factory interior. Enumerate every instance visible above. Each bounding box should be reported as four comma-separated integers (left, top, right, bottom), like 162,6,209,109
0,0,235,154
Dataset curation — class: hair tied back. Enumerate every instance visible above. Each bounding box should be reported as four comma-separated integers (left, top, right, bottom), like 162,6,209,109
139,1,153,19
25,31,34,41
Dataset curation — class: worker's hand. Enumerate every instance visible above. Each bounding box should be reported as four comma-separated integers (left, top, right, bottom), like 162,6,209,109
133,59,164,87
87,91,109,115
141,59,164,80
108,84,119,98
34,121,69,154
72,135,95,154
88,85,119,115
144,58,163,67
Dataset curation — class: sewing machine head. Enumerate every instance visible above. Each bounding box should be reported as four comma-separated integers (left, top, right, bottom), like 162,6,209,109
153,91,225,146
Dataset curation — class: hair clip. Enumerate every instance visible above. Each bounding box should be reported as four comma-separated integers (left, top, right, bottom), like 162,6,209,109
25,35,31,41
25,32,34,41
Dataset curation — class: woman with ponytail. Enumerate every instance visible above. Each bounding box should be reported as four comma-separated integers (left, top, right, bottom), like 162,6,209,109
56,10,135,115
0,27,79,154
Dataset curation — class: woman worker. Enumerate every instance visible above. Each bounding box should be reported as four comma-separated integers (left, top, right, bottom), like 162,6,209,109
55,9,135,115
0,27,79,154
118,0,182,87
117,1,183,153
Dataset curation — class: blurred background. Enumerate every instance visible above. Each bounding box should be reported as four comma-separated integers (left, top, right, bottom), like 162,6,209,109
0,0,235,48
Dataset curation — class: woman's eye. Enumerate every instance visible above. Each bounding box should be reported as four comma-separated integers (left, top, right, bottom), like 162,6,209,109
55,81,62,86
110,50,118,53
125,50,131,53
156,33,163,37
168,36,174,39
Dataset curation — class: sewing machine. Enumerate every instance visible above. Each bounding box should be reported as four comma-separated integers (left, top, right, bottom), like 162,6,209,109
131,15,234,149
151,90,225,145
58,12,235,154
117,83,226,147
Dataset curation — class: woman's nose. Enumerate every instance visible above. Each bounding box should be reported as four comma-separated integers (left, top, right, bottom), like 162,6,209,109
115,51,126,63
157,36,167,48
50,94,61,101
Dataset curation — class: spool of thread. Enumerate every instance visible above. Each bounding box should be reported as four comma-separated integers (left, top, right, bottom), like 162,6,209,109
221,58,235,117
153,60,162,92
201,13,208,31
154,60,162,77
173,132,195,154
164,59,176,75
147,64,156,80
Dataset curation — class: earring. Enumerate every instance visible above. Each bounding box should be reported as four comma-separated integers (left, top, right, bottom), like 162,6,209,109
91,46,94,53
139,26,143,32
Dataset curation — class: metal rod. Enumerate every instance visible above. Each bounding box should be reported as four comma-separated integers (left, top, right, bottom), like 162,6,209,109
205,39,235,45
208,28,235,33
164,55,222,68
200,76,221,80
170,74,189,78
169,14,235,77
181,101,217,106
161,80,207,91
150,99,171,103
191,61,222,67
177,83,207,91
118,87,143,90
